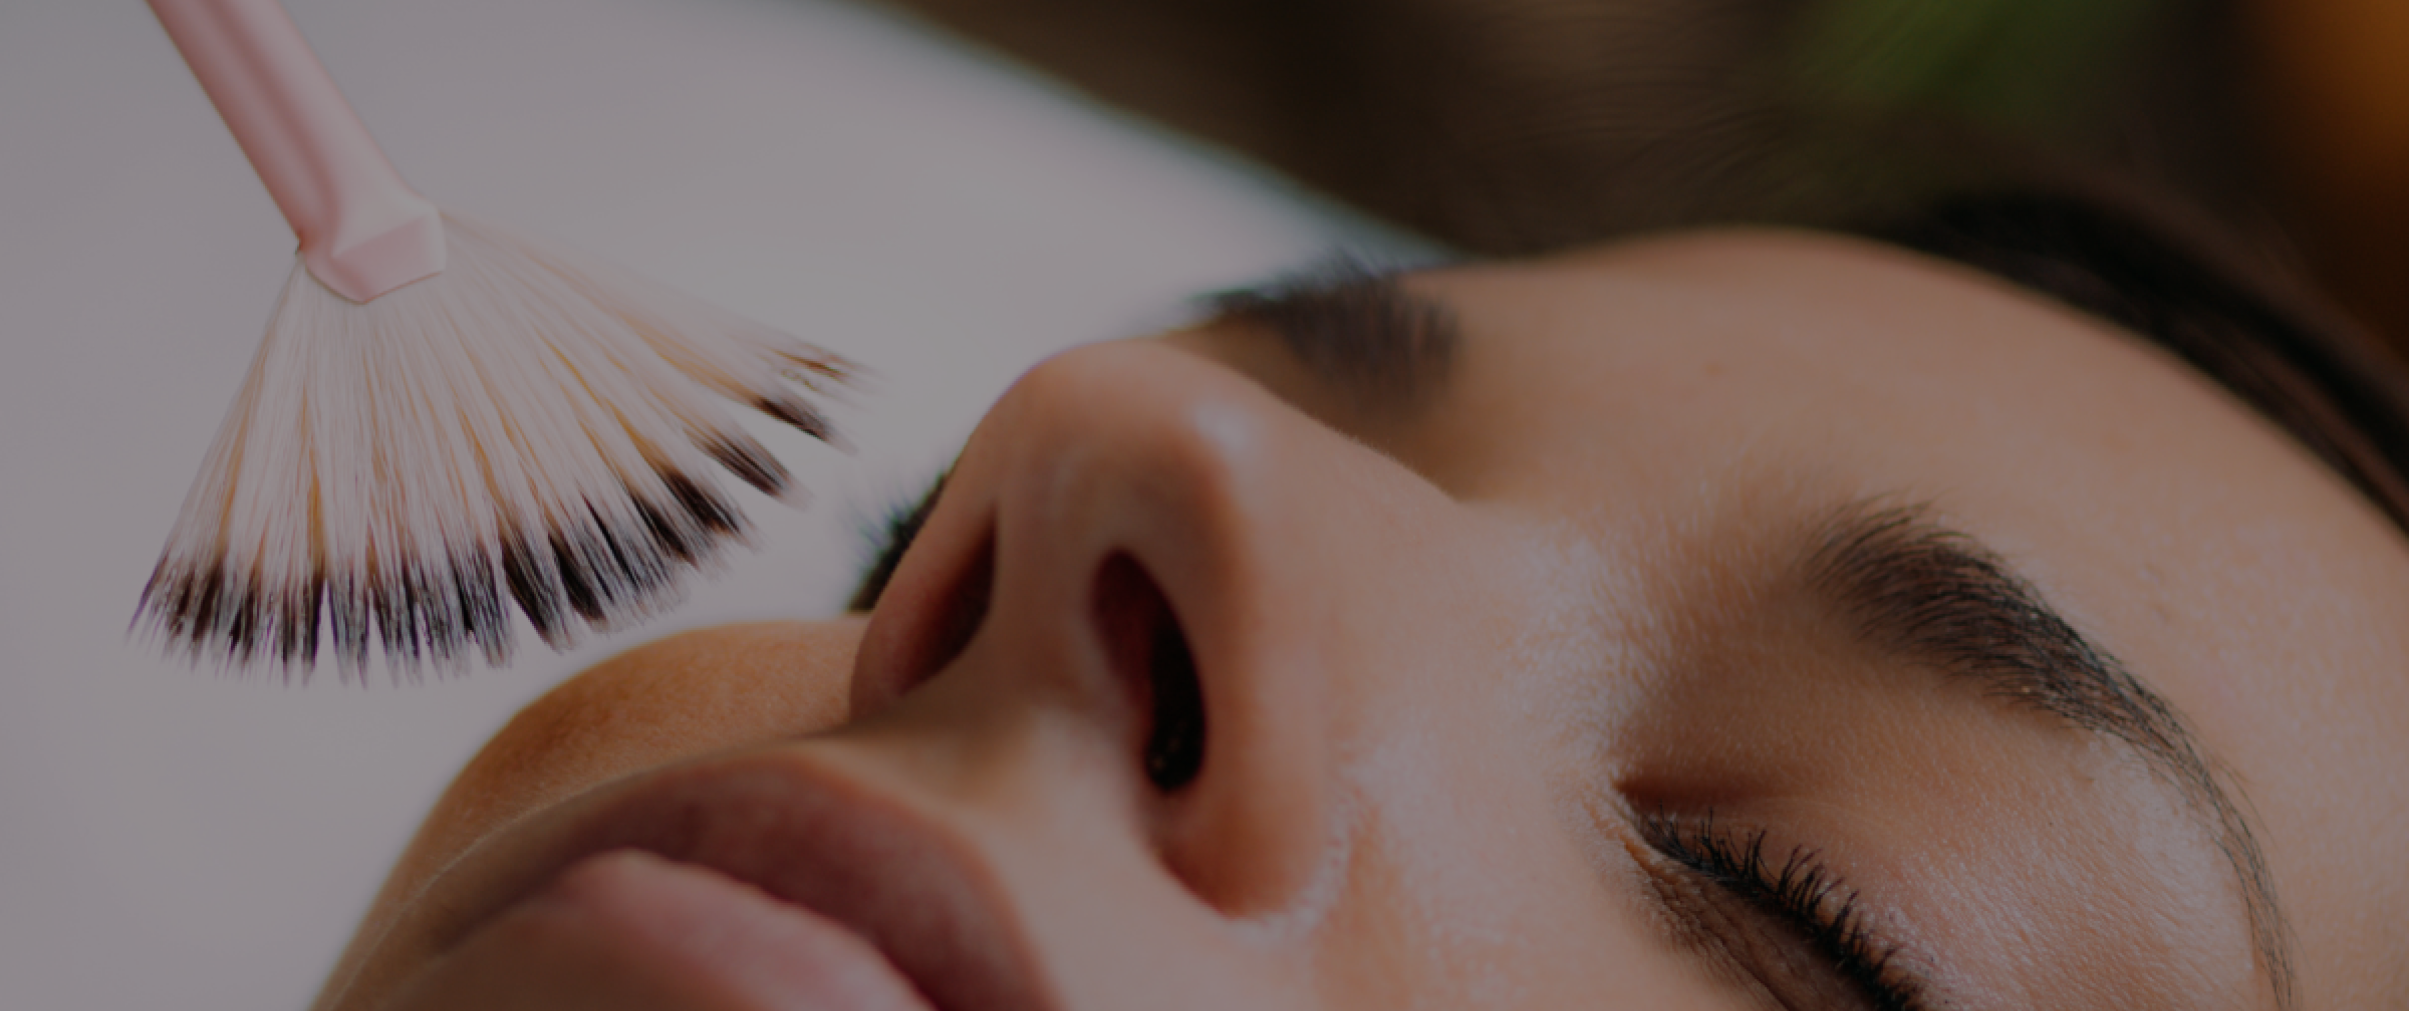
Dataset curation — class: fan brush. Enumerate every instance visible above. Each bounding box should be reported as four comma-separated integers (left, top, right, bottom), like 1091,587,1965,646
133,0,852,680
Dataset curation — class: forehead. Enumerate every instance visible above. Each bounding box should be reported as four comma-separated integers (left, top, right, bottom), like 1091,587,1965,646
1378,231,2409,1005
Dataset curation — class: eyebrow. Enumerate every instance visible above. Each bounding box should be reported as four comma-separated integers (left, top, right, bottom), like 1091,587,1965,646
1203,258,1461,416
1804,501,2296,1009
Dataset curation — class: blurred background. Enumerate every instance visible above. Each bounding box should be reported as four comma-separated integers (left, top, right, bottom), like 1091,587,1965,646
2,0,2401,1008
892,0,2405,349
891,0,2406,348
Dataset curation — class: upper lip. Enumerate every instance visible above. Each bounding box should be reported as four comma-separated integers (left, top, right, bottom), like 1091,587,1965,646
353,746,1058,1011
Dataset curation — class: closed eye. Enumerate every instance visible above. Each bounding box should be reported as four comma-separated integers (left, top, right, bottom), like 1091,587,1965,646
1639,811,1927,1011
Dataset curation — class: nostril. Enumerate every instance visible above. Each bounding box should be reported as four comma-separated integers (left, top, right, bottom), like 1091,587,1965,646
1092,554,1207,792
1142,617,1206,791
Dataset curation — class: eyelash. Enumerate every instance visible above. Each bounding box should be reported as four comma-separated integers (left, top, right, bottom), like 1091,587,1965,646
1641,813,1925,1011
847,469,949,613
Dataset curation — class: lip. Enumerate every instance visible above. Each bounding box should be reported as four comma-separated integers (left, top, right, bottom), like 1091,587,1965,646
339,747,1057,1011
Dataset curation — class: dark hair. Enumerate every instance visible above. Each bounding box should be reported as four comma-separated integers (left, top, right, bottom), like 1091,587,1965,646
1865,190,2409,537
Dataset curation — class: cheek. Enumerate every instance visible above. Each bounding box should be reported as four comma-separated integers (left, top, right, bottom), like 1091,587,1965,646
1298,557,1713,1007
395,621,865,897
1322,706,1727,1010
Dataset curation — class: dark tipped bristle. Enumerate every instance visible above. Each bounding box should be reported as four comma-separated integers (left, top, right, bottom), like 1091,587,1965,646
664,470,743,535
756,391,833,441
408,562,451,667
631,488,698,565
184,563,225,641
503,530,569,648
288,569,325,669
133,565,166,635
613,504,682,601
272,581,302,667
452,549,509,667
237,584,271,665
143,566,188,643
431,559,470,668
369,571,399,665
588,513,647,606
222,580,257,665
399,567,427,666
374,565,419,668
172,574,204,639
586,510,648,609
331,573,371,674
699,433,791,497
551,529,608,624
400,566,427,666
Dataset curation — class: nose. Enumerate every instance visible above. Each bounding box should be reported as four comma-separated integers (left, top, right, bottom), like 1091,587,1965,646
850,339,1378,918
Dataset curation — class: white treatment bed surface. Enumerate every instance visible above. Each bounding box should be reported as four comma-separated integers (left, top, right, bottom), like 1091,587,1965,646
0,2,1415,1007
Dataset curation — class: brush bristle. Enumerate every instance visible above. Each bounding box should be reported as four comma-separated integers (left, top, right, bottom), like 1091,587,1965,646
134,211,854,681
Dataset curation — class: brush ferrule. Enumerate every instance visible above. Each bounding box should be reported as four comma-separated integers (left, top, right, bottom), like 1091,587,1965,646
307,206,445,303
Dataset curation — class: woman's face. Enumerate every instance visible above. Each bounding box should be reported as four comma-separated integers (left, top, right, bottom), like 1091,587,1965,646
318,231,2408,1010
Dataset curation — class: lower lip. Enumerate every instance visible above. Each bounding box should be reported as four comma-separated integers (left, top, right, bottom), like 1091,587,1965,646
531,848,938,1011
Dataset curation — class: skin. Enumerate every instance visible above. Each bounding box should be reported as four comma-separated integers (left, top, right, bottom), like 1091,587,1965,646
315,231,2409,1010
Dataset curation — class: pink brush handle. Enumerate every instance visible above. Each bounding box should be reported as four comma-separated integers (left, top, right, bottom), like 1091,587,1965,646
147,0,443,303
